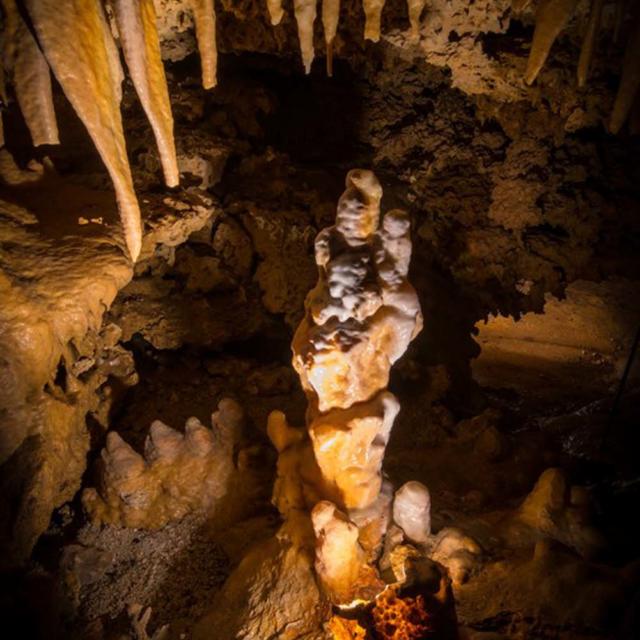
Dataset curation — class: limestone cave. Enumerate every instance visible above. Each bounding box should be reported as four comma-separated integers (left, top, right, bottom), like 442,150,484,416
1,1,639,639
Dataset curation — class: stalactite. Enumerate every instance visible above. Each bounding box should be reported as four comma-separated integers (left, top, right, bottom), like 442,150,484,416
524,0,580,86
577,0,604,87
363,0,386,43
112,0,179,187
24,0,142,261
322,0,340,76
0,54,7,147
1,0,59,146
613,0,628,44
610,13,640,134
294,0,317,74
407,0,425,41
266,0,285,26
630,92,640,135
511,0,533,10
191,0,217,89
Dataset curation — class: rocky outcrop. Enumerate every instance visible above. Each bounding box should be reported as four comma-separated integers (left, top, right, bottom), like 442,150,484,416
193,530,329,640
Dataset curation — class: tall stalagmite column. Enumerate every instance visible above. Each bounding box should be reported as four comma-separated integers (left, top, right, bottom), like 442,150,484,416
268,169,423,604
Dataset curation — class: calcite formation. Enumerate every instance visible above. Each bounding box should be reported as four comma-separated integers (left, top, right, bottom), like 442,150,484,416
23,0,141,260
83,398,243,528
269,169,423,604
407,0,426,40
363,0,386,42
266,0,284,26
294,0,318,74
112,0,179,187
392,481,432,545
577,0,604,87
192,0,218,89
322,0,341,76
2,0,638,261
1,0,59,147
312,501,384,604
524,0,580,86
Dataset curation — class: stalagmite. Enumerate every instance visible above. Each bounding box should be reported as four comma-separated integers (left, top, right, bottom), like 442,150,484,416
266,0,285,26
610,14,640,134
1,0,59,146
269,169,423,605
309,392,399,509
312,501,383,604
24,0,142,261
83,399,243,528
393,481,431,544
577,0,604,87
407,0,426,41
113,0,179,187
524,0,580,85
363,0,386,43
294,0,317,74
322,0,340,76
191,0,217,89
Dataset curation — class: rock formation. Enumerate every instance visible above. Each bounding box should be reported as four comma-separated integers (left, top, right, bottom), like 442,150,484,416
269,169,423,604
83,398,243,528
2,1,638,260
392,481,432,545
1,0,59,147
0,175,215,564
112,0,179,187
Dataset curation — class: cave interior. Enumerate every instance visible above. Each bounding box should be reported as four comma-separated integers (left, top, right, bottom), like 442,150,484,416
1,1,640,639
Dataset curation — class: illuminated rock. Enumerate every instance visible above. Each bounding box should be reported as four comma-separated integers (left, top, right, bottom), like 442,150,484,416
293,170,422,414
294,0,317,74
267,409,326,521
83,398,242,527
524,0,580,86
191,0,217,89
363,0,386,43
429,527,482,586
24,0,142,260
322,0,340,76
309,391,399,510
266,0,285,26
270,169,422,605
516,467,605,558
393,480,432,545
112,0,179,186
1,0,58,147
312,500,383,605
407,0,426,40
349,479,393,558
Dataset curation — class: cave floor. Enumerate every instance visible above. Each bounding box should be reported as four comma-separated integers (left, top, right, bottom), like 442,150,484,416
27,309,639,640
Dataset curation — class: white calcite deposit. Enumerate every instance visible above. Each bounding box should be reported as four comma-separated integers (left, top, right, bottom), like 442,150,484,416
393,480,432,545
83,398,243,528
269,169,423,604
